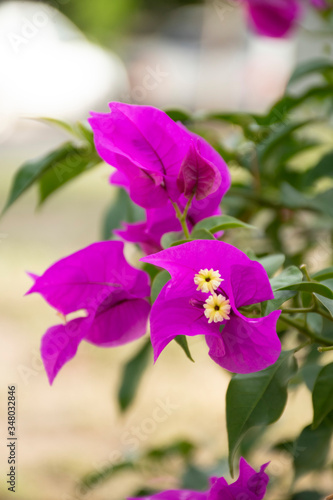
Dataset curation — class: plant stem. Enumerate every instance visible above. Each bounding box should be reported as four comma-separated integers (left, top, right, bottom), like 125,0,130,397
318,345,333,352
171,195,194,241
282,306,315,314
279,315,332,346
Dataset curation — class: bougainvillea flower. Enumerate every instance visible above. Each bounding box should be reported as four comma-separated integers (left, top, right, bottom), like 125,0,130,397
128,458,269,500
245,0,301,38
142,240,281,373
26,241,151,384
89,103,230,209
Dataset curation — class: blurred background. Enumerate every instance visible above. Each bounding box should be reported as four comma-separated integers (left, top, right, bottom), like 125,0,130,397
0,0,333,499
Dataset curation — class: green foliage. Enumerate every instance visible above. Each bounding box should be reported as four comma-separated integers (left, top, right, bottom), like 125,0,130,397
226,351,297,475
312,362,333,429
101,189,144,240
151,270,171,303
293,418,333,479
117,339,152,412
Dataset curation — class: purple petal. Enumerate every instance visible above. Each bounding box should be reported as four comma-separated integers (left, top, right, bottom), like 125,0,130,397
41,315,94,384
26,241,150,315
177,140,222,201
85,298,151,347
89,103,191,208
206,310,281,373
149,287,220,361
246,0,301,38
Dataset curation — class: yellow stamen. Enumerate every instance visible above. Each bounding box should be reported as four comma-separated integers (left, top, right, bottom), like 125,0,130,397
203,293,231,324
194,268,223,293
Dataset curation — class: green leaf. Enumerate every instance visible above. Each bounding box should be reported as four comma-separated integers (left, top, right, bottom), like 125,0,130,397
146,440,195,460
270,266,303,290
101,189,145,240
294,419,332,479
312,267,333,282
256,254,285,278
161,231,184,249
181,464,209,491
36,117,80,137
194,215,255,233
2,143,75,213
314,293,333,317
174,336,194,362
38,145,100,204
312,362,333,429
258,120,316,165
164,108,191,123
300,363,322,392
276,281,333,299
303,151,333,187
291,491,325,500
258,85,333,126
190,228,216,240
262,266,302,313
288,58,333,86
226,351,297,475
117,339,152,412
151,271,171,303
80,461,133,493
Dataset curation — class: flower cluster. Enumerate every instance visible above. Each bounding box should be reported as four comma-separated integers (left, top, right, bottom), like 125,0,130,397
143,240,281,374
27,103,282,496
128,458,269,500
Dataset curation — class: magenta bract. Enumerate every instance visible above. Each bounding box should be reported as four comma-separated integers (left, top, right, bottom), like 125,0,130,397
89,103,230,210
246,0,301,38
26,241,151,384
128,458,269,500
142,240,281,374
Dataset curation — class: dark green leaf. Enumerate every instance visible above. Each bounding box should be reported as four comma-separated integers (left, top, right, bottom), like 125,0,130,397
146,440,195,460
312,267,333,282
314,293,333,317
151,271,171,303
303,151,333,187
101,189,145,240
312,362,333,429
258,120,315,165
277,282,333,300
291,491,325,500
194,215,255,233
226,351,297,475
288,58,333,86
190,228,216,240
300,363,322,392
270,266,303,290
181,464,209,491
117,339,152,412
174,336,194,362
165,108,191,123
38,145,100,204
256,254,286,278
161,231,184,249
294,419,332,479
2,143,75,213
80,461,133,493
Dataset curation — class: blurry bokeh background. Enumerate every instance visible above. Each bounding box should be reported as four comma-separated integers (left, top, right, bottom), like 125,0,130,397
1,1,333,499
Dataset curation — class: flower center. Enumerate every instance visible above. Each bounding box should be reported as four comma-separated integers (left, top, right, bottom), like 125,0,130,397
194,268,223,293
203,293,231,324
